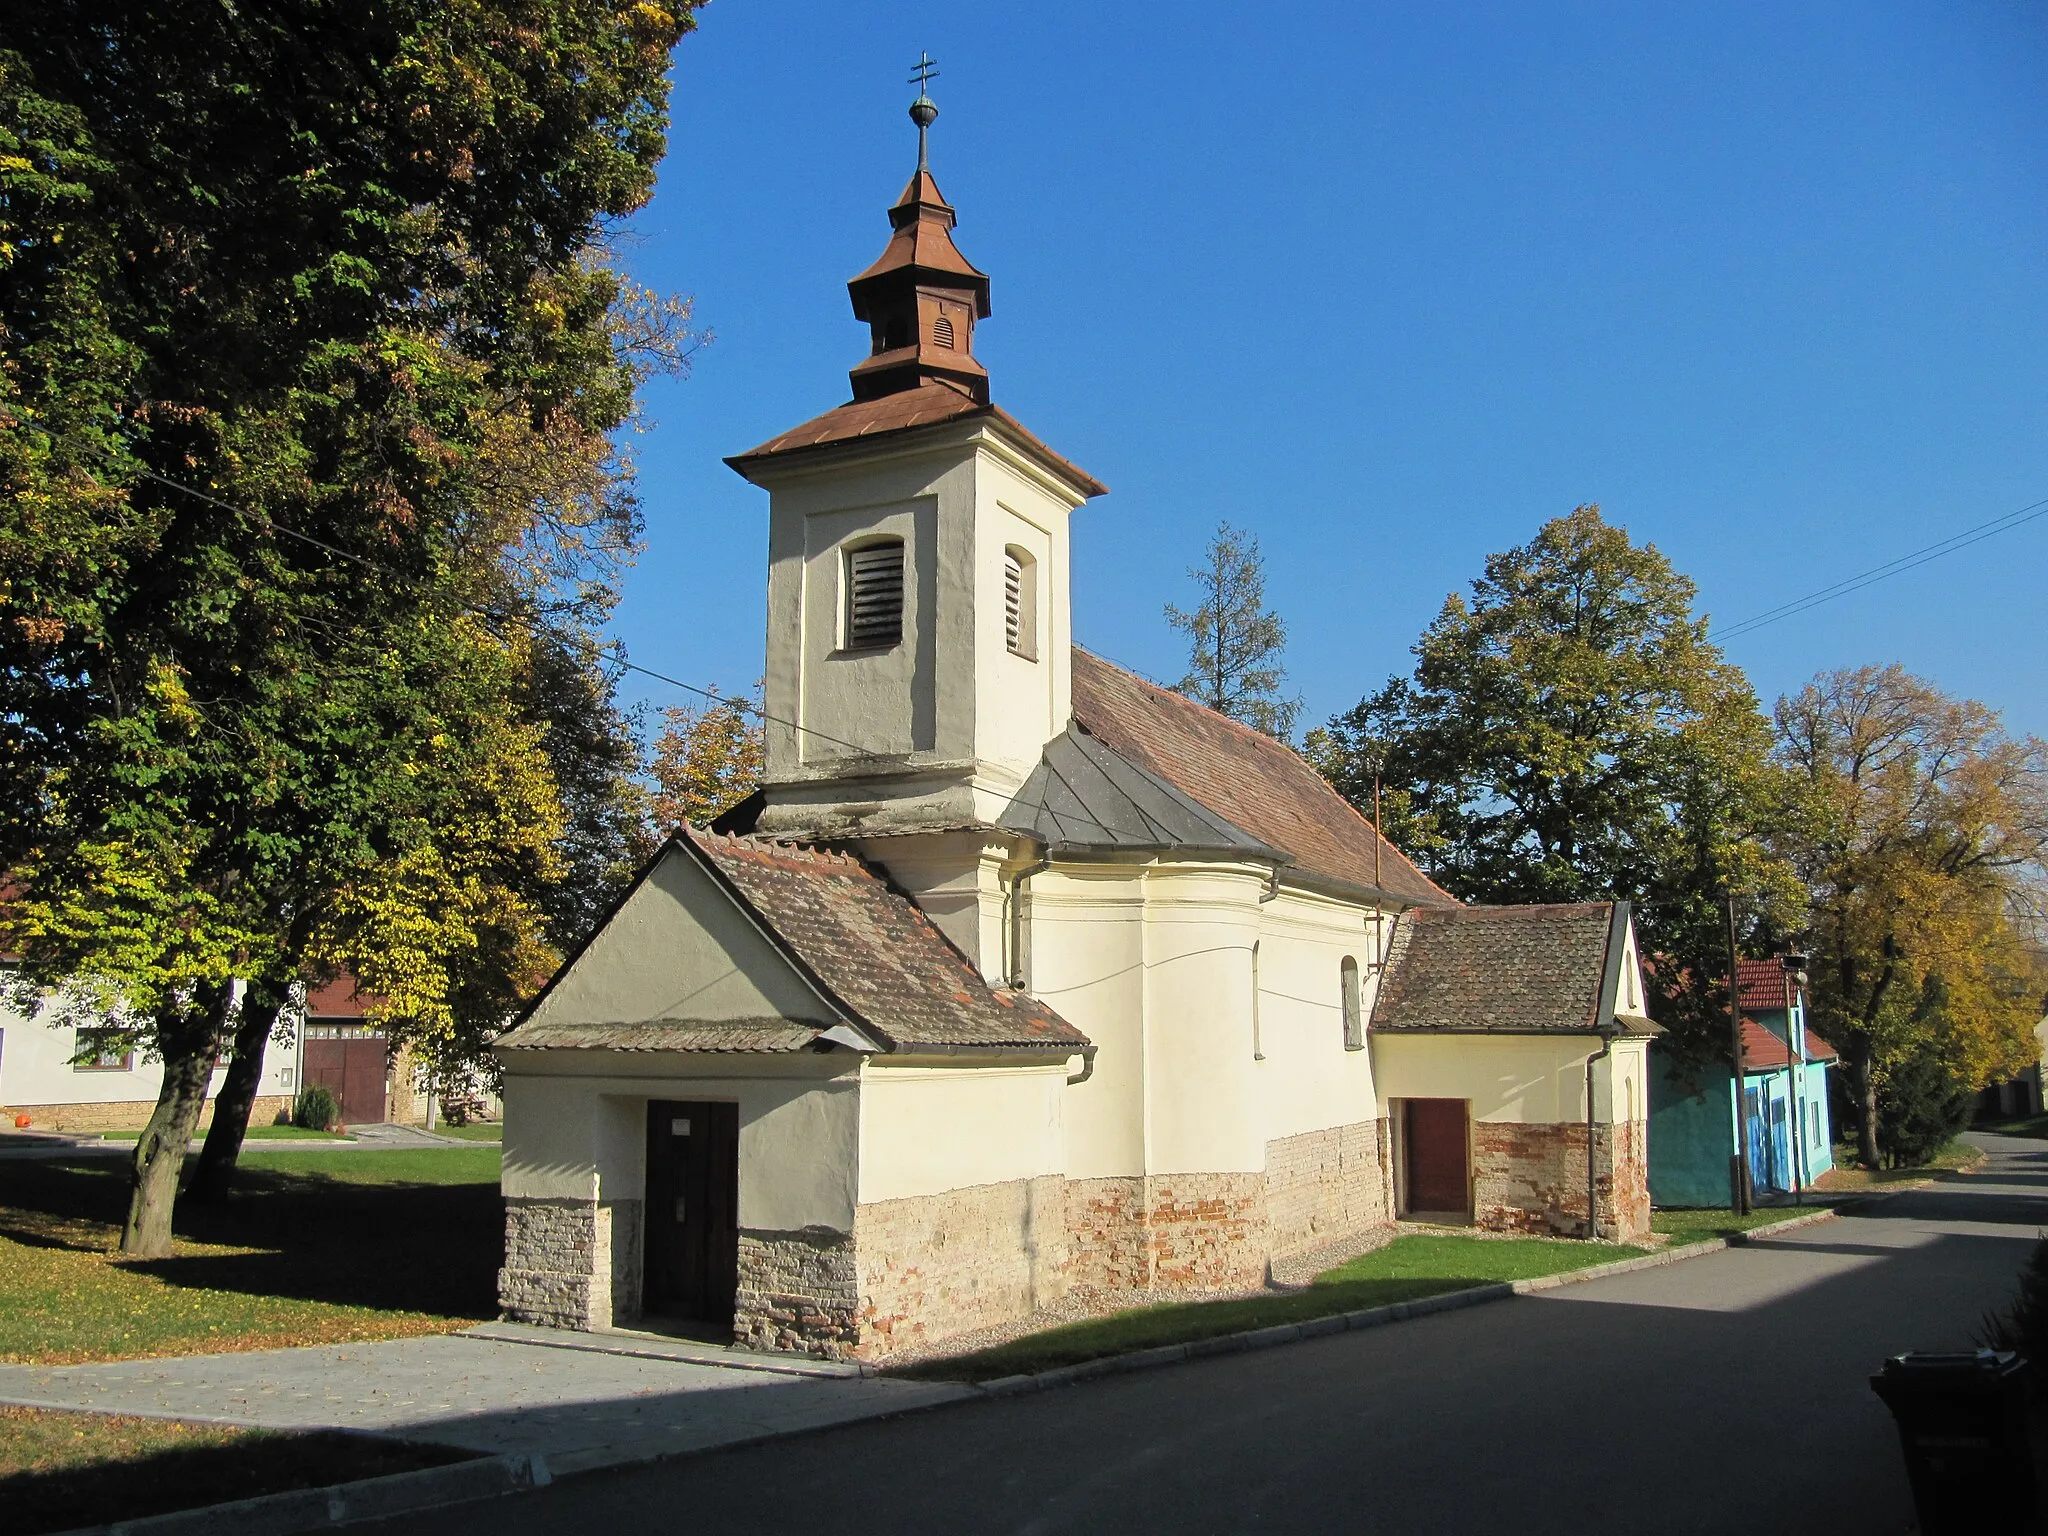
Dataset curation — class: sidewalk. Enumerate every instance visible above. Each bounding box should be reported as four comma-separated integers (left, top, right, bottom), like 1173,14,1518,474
0,1327,971,1477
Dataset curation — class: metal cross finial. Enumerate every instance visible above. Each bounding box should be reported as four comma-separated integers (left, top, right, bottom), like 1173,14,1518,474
907,52,940,171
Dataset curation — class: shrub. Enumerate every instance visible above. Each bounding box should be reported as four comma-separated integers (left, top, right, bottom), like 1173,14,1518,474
292,1084,341,1132
1982,1235,2048,1373
1876,1048,1974,1168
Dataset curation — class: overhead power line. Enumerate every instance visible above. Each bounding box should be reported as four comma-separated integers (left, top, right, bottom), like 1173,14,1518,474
1714,493,2048,641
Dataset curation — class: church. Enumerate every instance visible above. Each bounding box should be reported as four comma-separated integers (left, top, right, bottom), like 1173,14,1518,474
493,89,1657,1361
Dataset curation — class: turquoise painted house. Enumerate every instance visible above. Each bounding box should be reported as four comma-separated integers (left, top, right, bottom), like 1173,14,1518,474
1650,958,1836,1208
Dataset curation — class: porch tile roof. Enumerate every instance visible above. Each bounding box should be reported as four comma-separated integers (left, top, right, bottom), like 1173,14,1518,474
683,828,1087,1054
1740,1017,1839,1068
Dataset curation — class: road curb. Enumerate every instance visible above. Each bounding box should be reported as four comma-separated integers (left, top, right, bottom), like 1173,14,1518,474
969,1205,1849,1398
53,1449,548,1536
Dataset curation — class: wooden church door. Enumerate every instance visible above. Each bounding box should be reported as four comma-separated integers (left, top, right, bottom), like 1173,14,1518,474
643,1100,739,1328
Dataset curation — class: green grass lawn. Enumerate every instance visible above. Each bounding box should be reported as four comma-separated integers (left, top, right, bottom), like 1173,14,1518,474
0,1146,502,1364
1651,1206,1829,1245
427,1122,502,1141
0,1404,472,1535
891,1233,1648,1383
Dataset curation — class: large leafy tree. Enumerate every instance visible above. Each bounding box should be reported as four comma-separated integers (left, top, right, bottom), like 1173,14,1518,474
648,687,766,831
1166,521,1302,741
0,2,699,1249
1774,665,2048,1166
1307,507,1804,1055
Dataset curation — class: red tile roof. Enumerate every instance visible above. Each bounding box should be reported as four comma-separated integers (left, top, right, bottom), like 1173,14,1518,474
682,829,1086,1054
1736,958,1796,1013
1371,903,1649,1035
1069,649,1454,907
1740,1017,1838,1068
725,382,1108,499
304,976,372,1018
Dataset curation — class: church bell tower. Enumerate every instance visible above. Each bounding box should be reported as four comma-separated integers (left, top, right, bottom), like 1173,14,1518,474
724,63,1106,968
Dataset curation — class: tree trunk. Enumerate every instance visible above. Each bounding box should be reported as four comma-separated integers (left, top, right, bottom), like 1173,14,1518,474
186,984,286,1205
1853,1037,1882,1170
120,982,233,1256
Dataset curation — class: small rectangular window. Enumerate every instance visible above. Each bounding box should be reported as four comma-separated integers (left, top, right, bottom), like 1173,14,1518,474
845,541,904,649
74,1028,133,1072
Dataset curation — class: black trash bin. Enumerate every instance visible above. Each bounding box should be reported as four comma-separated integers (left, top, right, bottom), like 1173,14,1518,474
1870,1349,2040,1534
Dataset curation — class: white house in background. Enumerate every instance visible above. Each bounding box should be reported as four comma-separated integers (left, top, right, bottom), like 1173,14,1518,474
0,984,300,1133
490,101,1658,1362
0,974,406,1134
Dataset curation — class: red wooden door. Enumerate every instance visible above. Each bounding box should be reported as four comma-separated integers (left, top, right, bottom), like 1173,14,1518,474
302,1030,388,1125
1405,1099,1470,1215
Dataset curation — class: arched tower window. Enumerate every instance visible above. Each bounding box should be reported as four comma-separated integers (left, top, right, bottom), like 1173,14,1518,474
844,538,905,649
934,312,956,349
1341,956,1363,1051
1003,547,1037,660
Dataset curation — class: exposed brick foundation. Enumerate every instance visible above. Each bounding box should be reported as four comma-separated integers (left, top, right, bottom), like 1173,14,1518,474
1471,1121,1650,1243
1065,1173,1268,1293
1264,1118,1392,1256
853,1176,1068,1359
498,1196,641,1330
3,1095,294,1134
735,1227,861,1359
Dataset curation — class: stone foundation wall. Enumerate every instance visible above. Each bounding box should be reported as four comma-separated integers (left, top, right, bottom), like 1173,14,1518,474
1065,1172,1268,1293
1264,1119,1392,1257
852,1176,1068,1359
735,1227,861,1359
4,1095,294,1134
498,1196,641,1330
1471,1121,1650,1243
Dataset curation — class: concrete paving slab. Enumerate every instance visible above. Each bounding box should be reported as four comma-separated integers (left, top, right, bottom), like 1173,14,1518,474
0,1332,971,1467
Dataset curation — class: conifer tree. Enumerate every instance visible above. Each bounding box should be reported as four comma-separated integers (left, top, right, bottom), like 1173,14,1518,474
1166,522,1302,740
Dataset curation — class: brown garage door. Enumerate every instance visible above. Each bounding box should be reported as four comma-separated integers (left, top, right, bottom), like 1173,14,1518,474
302,1024,388,1125
1405,1099,1470,1216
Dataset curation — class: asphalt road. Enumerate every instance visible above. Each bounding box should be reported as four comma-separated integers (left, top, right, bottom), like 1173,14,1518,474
363,1133,2048,1536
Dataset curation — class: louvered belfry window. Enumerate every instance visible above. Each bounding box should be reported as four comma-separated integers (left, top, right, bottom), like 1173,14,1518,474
845,540,905,648
1004,550,1024,654
934,312,956,350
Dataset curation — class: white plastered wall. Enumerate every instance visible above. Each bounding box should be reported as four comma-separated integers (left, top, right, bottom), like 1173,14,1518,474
500,1053,862,1232
1251,886,1393,1144
857,1058,1068,1204
1373,1033,1648,1123
524,848,833,1032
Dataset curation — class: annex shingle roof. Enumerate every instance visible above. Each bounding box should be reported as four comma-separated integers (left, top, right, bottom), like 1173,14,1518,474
1068,649,1454,906
1735,958,1797,1014
998,723,1285,859
1371,902,1650,1036
682,828,1086,1054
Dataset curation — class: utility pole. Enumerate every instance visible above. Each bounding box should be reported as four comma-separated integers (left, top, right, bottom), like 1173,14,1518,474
1726,893,1752,1215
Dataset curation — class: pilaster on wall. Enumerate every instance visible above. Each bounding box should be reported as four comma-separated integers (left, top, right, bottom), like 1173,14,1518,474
1065,1173,1268,1293
1470,1122,1651,1244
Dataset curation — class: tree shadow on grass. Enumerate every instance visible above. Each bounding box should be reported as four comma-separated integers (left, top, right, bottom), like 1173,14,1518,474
1,1419,473,1536
0,1157,502,1320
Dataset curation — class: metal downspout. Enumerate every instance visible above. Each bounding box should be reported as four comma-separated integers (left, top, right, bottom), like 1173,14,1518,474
1586,1028,1620,1240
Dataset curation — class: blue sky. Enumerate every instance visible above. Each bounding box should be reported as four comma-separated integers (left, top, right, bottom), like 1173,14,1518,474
612,1,2048,739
